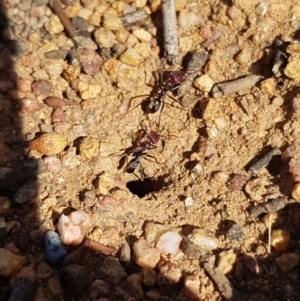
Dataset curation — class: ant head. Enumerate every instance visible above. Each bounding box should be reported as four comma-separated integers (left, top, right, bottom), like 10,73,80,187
169,71,185,85
147,132,160,145
141,140,151,149
164,80,174,90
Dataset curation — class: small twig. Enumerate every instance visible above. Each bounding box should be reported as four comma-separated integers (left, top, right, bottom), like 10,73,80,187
211,74,262,98
203,262,239,301
121,10,149,30
83,238,117,255
178,50,209,107
162,0,179,66
249,197,288,218
267,214,272,254
49,0,77,37
248,147,281,175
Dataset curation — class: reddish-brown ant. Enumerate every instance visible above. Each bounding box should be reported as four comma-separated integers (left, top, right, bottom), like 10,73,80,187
112,121,160,181
128,70,185,124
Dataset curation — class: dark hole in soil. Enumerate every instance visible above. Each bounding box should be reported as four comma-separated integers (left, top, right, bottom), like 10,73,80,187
126,177,166,198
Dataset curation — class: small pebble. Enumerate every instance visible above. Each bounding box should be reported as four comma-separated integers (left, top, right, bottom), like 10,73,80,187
191,162,203,176
142,269,156,286
76,48,103,75
178,10,202,31
116,28,130,44
8,278,37,301
126,274,143,300
188,232,218,251
144,222,167,244
119,48,143,67
289,159,300,182
292,96,300,114
0,248,25,276
275,253,300,272
32,79,53,96
260,78,276,94
194,74,214,92
184,196,194,207
184,274,201,300
284,54,300,81
44,15,64,34
272,96,284,106
112,43,126,57
27,133,67,156
156,231,182,254
271,229,290,252
218,251,237,274
78,81,101,99
145,289,161,301
11,266,37,287
60,264,88,295
292,183,300,202
58,211,92,245
44,97,64,108
44,231,67,264
77,8,93,20
78,137,99,161
48,277,64,296
0,196,11,215
214,116,228,130
100,256,127,284
102,12,123,31
226,222,245,241
46,49,69,60
255,3,268,16
133,239,161,269
97,194,127,211
132,28,152,42
37,262,53,279
157,263,182,286
50,108,67,124
199,25,212,39
227,5,241,20
226,173,248,191
95,172,114,195
94,28,117,48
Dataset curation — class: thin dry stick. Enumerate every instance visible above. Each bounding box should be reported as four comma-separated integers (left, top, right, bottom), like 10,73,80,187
268,214,272,254
83,238,117,255
162,0,180,67
49,0,77,37
211,74,262,98
121,10,149,30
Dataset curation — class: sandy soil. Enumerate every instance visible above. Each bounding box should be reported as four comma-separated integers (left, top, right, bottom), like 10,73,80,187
1,0,300,300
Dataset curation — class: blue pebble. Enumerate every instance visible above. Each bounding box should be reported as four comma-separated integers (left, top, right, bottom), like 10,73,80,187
44,231,67,264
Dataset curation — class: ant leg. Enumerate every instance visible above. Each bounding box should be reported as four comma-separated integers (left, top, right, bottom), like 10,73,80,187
143,153,161,164
138,160,145,181
165,94,188,111
157,98,165,129
126,94,150,114
119,155,128,171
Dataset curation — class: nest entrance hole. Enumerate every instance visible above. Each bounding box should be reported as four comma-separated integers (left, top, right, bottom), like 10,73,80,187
126,177,166,198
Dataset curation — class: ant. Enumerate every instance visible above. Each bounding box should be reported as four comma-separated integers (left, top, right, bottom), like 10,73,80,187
113,121,160,181
128,70,185,124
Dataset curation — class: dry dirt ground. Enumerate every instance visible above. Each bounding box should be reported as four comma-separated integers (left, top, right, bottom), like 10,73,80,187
1,0,300,300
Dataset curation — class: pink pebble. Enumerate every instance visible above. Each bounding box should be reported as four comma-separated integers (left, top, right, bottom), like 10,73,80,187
199,25,212,40
156,231,182,254
43,156,62,174
58,211,92,245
